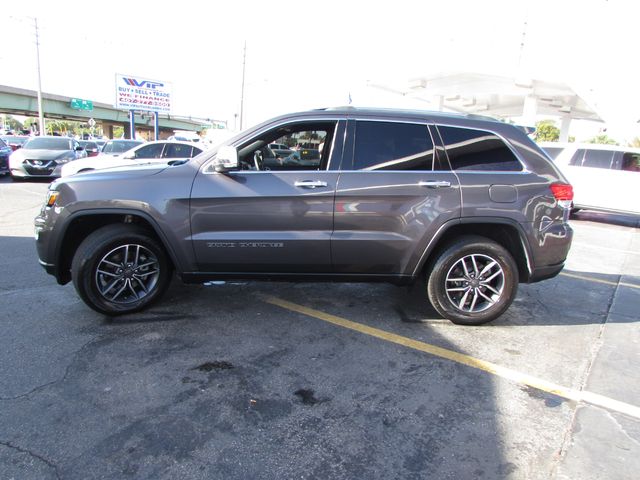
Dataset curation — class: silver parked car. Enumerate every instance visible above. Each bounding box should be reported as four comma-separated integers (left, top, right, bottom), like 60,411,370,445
9,136,87,180
35,108,574,324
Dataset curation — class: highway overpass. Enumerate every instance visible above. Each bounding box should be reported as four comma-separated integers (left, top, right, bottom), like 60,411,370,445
0,84,212,139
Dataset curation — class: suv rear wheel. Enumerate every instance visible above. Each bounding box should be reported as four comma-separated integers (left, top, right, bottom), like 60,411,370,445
427,236,518,325
71,225,172,315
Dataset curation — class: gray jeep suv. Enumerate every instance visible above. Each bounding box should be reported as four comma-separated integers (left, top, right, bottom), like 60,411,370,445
35,108,574,324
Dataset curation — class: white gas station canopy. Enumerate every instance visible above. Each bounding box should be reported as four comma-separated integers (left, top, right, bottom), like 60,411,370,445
369,72,603,141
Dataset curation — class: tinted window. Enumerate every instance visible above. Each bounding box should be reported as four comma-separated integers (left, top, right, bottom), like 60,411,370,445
164,143,194,158
135,143,164,158
353,121,433,171
582,149,615,169
437,126,522,171
622,152,640,172
0,139,6,148
569,149,619,169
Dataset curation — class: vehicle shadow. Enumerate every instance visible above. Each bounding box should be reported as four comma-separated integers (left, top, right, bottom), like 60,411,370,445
0,175,53,185
2,233,517,479
571,209,640,228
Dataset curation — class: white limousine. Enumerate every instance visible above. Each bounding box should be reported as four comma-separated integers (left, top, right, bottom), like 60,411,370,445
539,142,640,215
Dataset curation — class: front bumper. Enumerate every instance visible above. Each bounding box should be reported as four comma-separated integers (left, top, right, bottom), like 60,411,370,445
34,202,69,284
12,162,63,178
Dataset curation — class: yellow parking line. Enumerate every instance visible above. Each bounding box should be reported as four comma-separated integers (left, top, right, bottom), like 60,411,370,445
560,272,640,290
264,295,640,420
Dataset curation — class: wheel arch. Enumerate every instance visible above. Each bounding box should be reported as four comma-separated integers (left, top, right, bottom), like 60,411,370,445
414,218,533,283
53,209,181,284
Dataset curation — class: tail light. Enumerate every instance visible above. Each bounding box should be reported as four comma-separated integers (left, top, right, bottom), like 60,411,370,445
550,183,573,208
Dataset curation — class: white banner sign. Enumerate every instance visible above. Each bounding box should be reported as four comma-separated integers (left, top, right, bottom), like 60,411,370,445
115,74,172,113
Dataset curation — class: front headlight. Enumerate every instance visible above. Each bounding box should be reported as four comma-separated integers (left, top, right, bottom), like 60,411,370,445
56,152,77,164
45,190,59,207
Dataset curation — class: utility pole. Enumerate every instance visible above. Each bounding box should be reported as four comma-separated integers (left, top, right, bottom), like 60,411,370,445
239,41,246,131
34,17,45,136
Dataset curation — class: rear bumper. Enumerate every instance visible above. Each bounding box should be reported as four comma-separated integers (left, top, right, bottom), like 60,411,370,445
528,262,566,283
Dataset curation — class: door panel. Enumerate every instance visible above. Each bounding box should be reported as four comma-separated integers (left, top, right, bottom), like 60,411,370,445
332,171,460,274
190,171,338,272
331,120,460,275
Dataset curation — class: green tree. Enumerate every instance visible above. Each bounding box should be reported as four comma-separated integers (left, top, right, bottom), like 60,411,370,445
113,126,124,138
629,137,640,148
587,134,618,145
534,120,560,142
1,115,23,131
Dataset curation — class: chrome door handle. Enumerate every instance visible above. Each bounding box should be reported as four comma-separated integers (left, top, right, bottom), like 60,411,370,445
294,180,328,189
418,180,451,188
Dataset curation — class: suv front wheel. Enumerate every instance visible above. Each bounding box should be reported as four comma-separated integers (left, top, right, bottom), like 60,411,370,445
427,236,518,325
71,224,172,315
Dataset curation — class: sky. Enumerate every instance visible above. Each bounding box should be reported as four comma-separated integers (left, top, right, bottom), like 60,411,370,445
3,0,639,141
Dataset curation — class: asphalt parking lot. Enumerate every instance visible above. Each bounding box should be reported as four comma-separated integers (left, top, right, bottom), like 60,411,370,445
1,176,638,480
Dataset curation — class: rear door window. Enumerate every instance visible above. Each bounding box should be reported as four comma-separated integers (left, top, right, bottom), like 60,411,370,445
164,143,194,158
353,121,434,170
134,143,164,159
436,125,522,171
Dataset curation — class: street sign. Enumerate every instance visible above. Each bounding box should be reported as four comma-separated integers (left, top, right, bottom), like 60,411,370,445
87,118,96,128
71,98,93,111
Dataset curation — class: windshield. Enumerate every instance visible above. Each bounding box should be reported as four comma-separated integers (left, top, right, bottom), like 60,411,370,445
24,137,73,150
102,141,142,154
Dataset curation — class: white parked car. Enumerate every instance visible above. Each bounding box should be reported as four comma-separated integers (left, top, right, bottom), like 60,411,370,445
61,140,205,177
539,142,640,215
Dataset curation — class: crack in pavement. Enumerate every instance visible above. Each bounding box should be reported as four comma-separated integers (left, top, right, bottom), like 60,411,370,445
0,440,61,480
0,323,153,402
604,409,640,449
0,336,99,402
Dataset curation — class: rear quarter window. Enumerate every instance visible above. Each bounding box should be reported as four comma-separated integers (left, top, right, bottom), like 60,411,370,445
437,125,523,172
542,147,563,161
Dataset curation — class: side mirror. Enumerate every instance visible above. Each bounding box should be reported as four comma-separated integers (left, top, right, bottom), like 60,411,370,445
212,145,239,173
75,146,84,151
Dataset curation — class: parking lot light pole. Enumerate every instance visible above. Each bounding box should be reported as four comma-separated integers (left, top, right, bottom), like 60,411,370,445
34,17,45,136
154,112,159,140
129,110,135,139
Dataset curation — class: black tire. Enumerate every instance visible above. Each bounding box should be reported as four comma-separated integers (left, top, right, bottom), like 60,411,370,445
10,175,24,182
426,235,518,325
71,224,172,315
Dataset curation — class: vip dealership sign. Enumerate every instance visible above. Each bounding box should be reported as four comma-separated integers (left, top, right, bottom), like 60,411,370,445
115,74,172,113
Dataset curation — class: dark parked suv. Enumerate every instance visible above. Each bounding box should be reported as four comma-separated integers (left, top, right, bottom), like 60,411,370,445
35,108,574,324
